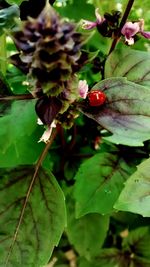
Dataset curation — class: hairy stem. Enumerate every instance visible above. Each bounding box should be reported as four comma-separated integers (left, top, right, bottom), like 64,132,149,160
108,0,135,55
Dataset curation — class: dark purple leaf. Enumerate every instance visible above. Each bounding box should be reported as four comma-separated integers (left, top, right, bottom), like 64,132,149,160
35,96,62,125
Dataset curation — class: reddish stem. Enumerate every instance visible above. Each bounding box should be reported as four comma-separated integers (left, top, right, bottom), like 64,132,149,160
108,0,135,55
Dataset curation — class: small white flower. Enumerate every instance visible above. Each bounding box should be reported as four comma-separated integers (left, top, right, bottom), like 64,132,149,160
38,120,56,143
37,118,43,125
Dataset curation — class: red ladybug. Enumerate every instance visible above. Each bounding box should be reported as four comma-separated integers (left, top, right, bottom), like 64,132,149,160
87,90,106,107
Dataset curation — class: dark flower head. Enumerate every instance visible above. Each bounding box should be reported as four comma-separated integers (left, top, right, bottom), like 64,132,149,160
12,2,89,134
82,8,121,38
12,2,85,100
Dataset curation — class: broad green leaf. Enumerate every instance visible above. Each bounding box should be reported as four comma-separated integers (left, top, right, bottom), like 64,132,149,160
0,128,53,168
78,257,96,267
114,157,150,217
79,77,150,146
0,96,49,168
122,227,150,259
0,100,37,152
105,48,150,87
0,4,19,35
0,166,66,267
67,207,109,259
55,0,95,21
74,152,135,217
6,67,29,95
0,70,13,116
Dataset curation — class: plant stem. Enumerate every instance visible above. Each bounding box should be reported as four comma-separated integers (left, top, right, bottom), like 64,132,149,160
119,0,135,29
0,34,7,75
5,128,58,266
108,0,135,55
0,94,34,101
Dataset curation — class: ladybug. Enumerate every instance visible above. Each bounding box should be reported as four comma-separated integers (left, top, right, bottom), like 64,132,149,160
87,90,106,107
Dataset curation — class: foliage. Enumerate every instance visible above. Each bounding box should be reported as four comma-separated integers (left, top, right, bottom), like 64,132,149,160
0,0,150,266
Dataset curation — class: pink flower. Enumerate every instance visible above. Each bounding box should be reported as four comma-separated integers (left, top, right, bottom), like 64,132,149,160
121,19,150,45
78,80,89,99
82,20,97,30
82,8,104,30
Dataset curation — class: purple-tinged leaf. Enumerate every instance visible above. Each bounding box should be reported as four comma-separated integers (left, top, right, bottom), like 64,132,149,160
94,248,150,267
105,48,150,87
79,77,150,146
122,227,150,259
0,166,66,267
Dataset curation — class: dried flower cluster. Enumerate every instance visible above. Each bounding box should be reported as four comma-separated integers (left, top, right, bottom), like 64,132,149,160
11,2,89,136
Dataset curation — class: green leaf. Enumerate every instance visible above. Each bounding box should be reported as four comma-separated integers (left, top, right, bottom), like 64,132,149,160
0,129,53,167
114,157,150,217
0,4,19,35
122,227,150,259
0,70,13,116
55,0,95,21
0,100,37,152
0,99,51,168
74,152,134,217
79,77,150,146
0,166,66,267
67,207,109,259
78,257,96,267
105,48,150,87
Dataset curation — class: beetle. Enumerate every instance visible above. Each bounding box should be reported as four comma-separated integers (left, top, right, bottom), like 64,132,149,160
87,90,106,107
